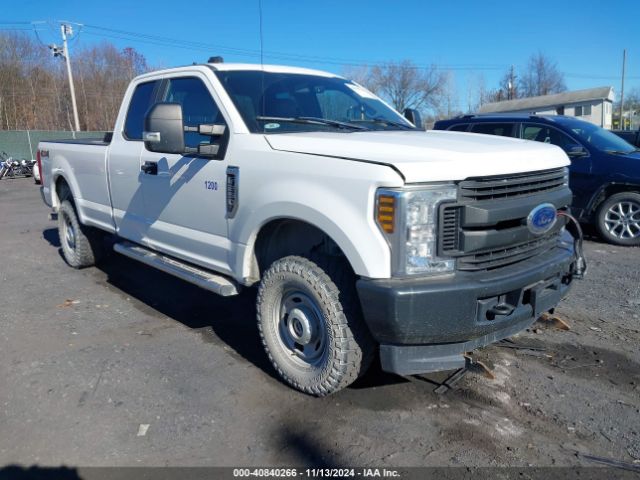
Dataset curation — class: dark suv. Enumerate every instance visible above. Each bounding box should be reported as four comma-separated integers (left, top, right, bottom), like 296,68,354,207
433,115,640,246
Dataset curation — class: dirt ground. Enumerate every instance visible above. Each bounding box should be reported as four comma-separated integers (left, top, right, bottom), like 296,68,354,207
1,177,639,471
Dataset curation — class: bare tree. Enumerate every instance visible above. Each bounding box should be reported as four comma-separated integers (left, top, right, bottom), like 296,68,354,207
439,71,459,118
474,73,489,109
519,52,566,97
341,65,373,90
0,32,151,131
344,60,447,114
372,60,447,113
613,86,640,129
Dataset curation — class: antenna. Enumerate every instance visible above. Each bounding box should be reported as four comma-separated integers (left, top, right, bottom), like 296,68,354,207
259,0,265,117
259,0,264,67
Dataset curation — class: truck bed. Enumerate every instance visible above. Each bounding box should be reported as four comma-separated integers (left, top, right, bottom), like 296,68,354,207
40,132,113,146
40,136,114,232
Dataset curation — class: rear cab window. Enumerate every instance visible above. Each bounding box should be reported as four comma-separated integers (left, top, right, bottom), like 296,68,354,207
124,81,159,140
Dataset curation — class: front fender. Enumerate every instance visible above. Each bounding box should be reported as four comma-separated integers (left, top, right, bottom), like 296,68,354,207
229,180,393,280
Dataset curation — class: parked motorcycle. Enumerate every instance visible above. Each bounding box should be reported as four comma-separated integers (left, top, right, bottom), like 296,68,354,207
0,152,34,179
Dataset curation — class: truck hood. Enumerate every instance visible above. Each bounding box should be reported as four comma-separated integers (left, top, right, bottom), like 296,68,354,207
264,130,570,183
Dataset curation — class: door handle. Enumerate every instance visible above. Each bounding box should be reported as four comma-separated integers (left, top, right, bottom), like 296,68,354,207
141,161,158,175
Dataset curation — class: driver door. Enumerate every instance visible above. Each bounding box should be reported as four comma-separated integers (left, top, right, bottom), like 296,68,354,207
138,74,232,274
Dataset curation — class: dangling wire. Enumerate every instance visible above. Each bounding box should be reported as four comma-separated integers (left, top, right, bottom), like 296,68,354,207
557,210,587,279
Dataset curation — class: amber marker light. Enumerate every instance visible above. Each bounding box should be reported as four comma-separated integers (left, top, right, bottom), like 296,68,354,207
376,194,396,234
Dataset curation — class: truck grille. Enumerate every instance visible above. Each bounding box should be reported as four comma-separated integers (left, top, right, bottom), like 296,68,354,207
459,167,567,201
456,232,560,272
438,167,572,271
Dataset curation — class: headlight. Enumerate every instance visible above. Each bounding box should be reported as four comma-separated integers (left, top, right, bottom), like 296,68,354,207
376,184,457,276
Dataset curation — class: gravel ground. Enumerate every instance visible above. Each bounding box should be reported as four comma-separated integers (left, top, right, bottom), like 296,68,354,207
0,177,639,470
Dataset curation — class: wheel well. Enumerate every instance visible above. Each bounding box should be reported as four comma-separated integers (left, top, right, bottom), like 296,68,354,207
590,184,640,214
252,219,352,280
55,175,72,206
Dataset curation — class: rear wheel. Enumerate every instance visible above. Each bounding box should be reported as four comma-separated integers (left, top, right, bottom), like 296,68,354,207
256,255,374,396
58,200,104,268
595,192,640,246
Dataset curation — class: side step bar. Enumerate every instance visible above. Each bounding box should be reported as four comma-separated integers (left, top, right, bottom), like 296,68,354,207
113,241,239,297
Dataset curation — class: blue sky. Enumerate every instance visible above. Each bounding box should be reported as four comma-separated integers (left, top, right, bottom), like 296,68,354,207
3,0,639,111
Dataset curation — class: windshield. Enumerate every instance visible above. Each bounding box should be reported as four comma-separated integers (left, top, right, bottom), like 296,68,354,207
555,117,637,154
214,70,415,134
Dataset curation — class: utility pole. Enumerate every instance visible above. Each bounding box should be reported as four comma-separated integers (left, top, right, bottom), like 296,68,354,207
508,65,516,100
59,23,80,131
620,49,626,130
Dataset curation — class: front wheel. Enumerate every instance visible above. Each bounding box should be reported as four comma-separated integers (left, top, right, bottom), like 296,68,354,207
257,255,374,396
595,192,640,246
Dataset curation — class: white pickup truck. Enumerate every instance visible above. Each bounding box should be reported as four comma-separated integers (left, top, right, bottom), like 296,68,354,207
38,61,582,395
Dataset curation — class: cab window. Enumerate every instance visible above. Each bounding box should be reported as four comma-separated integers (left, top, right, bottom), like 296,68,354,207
447,123,470,132
162,77,226,148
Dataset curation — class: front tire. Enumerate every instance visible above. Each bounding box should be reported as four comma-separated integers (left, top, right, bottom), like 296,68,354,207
58,200,104,268
257,255,374,396
595,192,640,246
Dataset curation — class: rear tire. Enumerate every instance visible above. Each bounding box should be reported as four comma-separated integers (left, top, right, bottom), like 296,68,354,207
595,192,640,246
58,200,104,268
256,255,374,396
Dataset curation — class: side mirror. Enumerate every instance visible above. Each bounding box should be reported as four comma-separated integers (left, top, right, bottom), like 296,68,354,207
566,144,588,158
403,108,423,130
143,103,185,154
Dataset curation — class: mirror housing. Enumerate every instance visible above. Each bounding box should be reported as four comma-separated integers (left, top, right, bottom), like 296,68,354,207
143,103,185,154
403,108,423,130
566,144,588,158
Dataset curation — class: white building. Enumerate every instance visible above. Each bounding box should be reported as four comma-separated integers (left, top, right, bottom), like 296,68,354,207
478,86,615,129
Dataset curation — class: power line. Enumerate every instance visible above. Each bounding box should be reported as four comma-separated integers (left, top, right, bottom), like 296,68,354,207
1,19,638,81
71,23,640,79
80,23,510,70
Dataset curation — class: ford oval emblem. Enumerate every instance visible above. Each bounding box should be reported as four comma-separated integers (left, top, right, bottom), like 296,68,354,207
527,203,557,235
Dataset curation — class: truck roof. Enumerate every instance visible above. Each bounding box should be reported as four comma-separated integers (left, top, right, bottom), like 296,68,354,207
209,63,341,78
133,63,342,82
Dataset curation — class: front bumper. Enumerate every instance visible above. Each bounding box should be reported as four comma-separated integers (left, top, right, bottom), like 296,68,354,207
356,232,575,375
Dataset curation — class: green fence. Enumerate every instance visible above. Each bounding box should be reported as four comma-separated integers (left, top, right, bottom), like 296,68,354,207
0,130,109,160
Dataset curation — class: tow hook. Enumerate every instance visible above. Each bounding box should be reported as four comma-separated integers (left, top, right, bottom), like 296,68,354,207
488,303,516,317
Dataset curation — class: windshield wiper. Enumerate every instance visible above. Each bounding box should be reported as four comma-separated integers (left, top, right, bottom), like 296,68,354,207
255,116,367,131
371,117,418,130
356,117,416,130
